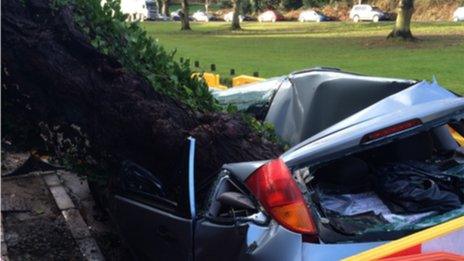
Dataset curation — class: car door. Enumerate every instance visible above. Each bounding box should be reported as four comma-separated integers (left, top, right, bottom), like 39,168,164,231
363,6,372,20
311,11,318,21
109,138,196,261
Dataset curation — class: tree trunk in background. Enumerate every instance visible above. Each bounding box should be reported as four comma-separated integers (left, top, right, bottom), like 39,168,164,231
205,0,209,13
157,0,162,13
231,0,241,30
2,0,282,196
388,0,415,40
162,0,169,16
181,0,191,30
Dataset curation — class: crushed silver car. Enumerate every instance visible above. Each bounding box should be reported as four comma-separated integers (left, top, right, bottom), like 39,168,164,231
105,69,464,260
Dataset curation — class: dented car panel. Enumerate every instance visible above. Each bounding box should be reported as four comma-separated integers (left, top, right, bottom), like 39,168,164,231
283,80,464,168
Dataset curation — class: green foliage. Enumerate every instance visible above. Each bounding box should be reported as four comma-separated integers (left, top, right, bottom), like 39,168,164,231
219,0,233,9
302,0,327,8
63,0,220,111
242,114,284,145
280,0,302,9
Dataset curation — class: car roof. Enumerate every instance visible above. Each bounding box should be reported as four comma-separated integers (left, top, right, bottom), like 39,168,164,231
265,69,415,146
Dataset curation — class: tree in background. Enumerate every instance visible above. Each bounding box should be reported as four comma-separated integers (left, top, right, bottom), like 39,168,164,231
205,0,210,12
388,0,415,40
161,0,170,16
280,0,302,10
302,0,326,8
181,0,191,30
231,0,242,30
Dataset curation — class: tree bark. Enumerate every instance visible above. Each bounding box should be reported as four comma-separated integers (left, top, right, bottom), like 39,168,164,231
161,0,169,16
157,0,163,13
231,0,241,30
181,0,191,30
205,0,209,13
388,0,415,40
2,0,281,193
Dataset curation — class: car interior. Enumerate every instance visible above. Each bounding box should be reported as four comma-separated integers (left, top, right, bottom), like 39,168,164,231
299,124,464,243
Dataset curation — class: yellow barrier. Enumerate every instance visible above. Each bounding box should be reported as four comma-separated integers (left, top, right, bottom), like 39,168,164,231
192,72,228,90
449,126,464,146
343,215,464,261
232,75,265,87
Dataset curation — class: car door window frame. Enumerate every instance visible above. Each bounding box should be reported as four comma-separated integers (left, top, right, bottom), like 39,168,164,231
118,138,196,219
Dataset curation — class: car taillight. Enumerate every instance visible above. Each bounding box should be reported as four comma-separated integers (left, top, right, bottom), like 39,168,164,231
361,119,422,144
245,158,317,235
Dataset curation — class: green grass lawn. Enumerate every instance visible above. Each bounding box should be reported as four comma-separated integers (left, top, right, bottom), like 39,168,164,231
142,21,464,93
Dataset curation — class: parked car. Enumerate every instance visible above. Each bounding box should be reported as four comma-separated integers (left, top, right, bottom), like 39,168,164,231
145,1,169,21
349,4,390,22
298,10,329,22
224,11,244,22
453,7,464,21
170,9,193,21
258,10,284,22
96,68,464,260
192,10,214,22
102,0,148,21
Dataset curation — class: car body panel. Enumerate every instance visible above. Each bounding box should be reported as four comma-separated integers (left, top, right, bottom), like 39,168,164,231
112,195,193,260
196,207,389,261
213,69,415,145
258,10,283,22
349,4,388,21
454,7,464,21
222,160,269,182
108,138,196,260
224,11,244,22
192,11,211,22
265,70,413,145
282,80,464,168
195,219,303,261
299,10,329,22
302,241,386,261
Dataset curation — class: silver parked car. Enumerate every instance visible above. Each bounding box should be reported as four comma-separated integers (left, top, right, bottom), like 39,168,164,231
349,4,390,22
101,69,464,260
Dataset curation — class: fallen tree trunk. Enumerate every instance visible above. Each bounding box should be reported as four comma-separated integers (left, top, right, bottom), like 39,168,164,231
1,0,282,191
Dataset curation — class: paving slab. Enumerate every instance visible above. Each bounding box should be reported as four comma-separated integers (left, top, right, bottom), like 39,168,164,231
49,185,75,210
43,173,61,187
77,237,106,261
62,209,91,239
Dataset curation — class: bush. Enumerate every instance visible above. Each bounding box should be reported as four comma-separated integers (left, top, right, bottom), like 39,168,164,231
302,0,328,8
219,0,233,9
280,0,302,10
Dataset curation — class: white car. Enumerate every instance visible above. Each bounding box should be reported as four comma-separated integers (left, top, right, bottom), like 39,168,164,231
224,11,243,22
453,7,464,22
101,0,148,21
349,4,388,23
192,11,211,22
298,10,328,22
258,10,282,22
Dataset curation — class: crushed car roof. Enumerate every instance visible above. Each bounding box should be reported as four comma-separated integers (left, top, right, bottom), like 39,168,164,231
282,80,464,168
214,68,416,146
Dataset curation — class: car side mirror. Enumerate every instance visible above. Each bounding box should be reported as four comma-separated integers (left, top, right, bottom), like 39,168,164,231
217,191,256,211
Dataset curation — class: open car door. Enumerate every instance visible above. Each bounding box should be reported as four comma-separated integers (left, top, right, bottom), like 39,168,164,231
108,138,197,260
